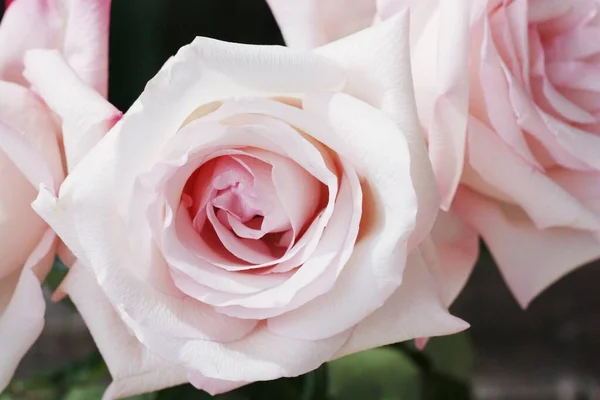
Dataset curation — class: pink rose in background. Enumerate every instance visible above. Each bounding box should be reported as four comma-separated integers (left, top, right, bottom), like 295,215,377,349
0,0,117,390
34,14,468,398
268,0,600,307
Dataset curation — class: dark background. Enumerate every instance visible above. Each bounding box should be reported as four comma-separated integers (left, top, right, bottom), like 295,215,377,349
4,1,600,399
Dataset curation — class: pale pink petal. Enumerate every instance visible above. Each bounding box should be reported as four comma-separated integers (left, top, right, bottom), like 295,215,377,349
0,0,111,95
267,0,376,49
24,49,122,171
26,228,57,282
0,118,57,191
63,263,188,399
188,374,247,396
267,92,418,340
453,187,600,307
528,0,573,24
0,121,55,280
480,20,542,168
211,161,360,319
0,266,45,391
505,72,596,170
545,61,600,92
465,116,600,232
544,26,600,61
206,206,275,264
0,0,62,85
334,247,469,358
33,185,259,344
107,37,344,210
59,0,112,97
0,81,63,183
316,11,440,248
151,111,338,276
427,210,479,306
119,307,350,382
405,1,482,208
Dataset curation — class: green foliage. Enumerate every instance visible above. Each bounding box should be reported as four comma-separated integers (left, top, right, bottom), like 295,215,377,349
423,333,476,382
328,348,422,400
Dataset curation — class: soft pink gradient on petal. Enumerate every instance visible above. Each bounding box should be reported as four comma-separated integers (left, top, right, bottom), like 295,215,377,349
0,0,111,95
63,263,188,400
59,0,112,97
334,248,469,358
0,81,63,184
0,120,56,281
316,11,440,250
454,187,600,308
0,266,45,391
427,210,479,306
188,374,248,396
465,116,600,232
24,50,122,171
267,0,376,49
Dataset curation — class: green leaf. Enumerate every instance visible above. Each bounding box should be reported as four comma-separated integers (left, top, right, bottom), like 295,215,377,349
63,386,105,400
328,347,422,400
423,333,475,382
300,366,328,400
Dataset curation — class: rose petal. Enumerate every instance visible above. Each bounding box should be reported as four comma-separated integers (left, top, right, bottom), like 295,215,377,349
63,263,188,399
109,37,344,208
118,308,351,382
427,209,479,306
0,0,62,85
0,0,111,95
23,49,122,171
33,184,259,343
453,187,600,307
267,92,418,340
466,116,600,232
267,0,376,49
58,0,112,96
0,266,45,391
317,10,441,236
334,247,469,358
188,374,247,396
0,81,63,183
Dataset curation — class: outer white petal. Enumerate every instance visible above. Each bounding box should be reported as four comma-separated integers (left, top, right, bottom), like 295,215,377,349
316,10,440,249
334,247,469,358
267,0,376,49
63,263,188,400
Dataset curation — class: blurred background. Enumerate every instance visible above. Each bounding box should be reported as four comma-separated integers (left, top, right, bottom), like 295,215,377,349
3,1,600,399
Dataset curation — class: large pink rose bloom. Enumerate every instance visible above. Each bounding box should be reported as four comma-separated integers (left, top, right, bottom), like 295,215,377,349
0,0,117,390
269,0,600,307
34,14,467,398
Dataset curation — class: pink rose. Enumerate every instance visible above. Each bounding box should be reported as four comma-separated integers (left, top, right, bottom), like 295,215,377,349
269,0,600,307
34,14,467,398
0,0,117,390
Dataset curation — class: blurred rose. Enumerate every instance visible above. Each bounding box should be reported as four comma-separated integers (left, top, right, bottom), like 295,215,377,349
269,0,600,307
34,14,467,398
0,0,117,390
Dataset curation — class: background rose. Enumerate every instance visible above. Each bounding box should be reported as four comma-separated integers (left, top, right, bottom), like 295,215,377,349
268,0,600,307
0,0,117,390
34,13,468,398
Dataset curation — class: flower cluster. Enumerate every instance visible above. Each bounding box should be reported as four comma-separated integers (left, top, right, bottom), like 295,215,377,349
1,0,599,398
